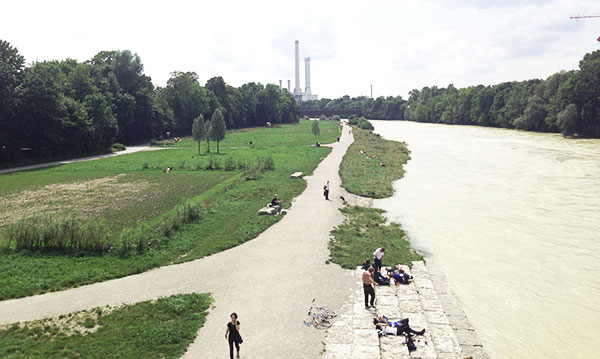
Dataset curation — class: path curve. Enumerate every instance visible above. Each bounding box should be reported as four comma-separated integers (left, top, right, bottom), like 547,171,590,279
0,144,164,174
0,124,356,358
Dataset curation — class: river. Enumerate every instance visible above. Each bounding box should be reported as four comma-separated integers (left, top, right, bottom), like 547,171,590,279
371,120,600,358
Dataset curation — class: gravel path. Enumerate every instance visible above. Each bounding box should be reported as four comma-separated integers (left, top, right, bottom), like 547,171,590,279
0,123,356,358
0,144,163,174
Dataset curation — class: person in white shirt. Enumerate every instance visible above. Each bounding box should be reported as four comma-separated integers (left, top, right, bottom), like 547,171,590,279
373,247,385,272
323,180,330,200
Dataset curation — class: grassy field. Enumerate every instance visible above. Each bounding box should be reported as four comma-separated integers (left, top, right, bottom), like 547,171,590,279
0,120,341,300
329,206,423,269
0,293,211,359
339,127,410,198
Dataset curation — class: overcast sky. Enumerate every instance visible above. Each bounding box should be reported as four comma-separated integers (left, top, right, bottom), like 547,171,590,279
2,0,599,98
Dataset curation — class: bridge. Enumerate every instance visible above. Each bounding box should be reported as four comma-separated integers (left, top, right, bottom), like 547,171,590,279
300,108,362,117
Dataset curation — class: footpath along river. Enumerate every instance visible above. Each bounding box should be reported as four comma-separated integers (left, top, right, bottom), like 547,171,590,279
371,120,600,358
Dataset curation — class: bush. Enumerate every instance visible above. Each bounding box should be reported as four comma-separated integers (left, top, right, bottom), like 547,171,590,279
348,118,359,126
159,202,205,238
319,114,329,121
5,215,114,254
111,143,126,152
224,157,236,171
357,118,374,130
331,115,341,121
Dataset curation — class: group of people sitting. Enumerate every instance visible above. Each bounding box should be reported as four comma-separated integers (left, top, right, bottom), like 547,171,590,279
361,248,425,351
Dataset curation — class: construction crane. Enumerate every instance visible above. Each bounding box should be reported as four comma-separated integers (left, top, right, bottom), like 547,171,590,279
570,13,600,42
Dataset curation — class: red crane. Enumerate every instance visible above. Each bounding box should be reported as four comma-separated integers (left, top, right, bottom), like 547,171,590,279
570,14,600,42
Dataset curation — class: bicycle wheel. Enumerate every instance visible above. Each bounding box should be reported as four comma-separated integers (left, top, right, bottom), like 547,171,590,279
314,317,332,329
319,307,337,319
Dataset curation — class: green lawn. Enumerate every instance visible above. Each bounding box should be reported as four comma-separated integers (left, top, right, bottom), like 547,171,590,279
329,206,423,269
0,120,341,300
0,294,211,359
339,127,410,198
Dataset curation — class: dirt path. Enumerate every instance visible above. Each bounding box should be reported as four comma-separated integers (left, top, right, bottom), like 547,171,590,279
0,124,357,358
0,144,164,174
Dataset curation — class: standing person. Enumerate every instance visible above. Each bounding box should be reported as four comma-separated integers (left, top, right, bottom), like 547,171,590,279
373,247,385,272
225,312,242,359
362,267,378,309
323,180,330,200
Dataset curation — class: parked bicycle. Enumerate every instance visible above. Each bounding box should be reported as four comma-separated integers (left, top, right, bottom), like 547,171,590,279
307,298,337,320
304,298,337,329
304,312,332,329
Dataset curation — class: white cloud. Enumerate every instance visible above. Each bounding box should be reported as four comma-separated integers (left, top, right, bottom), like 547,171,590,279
1,0,599,98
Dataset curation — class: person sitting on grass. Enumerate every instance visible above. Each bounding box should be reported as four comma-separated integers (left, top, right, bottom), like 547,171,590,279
269,194,282,214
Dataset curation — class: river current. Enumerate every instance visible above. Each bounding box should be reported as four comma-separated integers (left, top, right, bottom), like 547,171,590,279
371,120,600,358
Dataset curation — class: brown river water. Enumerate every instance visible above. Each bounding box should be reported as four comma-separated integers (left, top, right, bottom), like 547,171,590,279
371,120,600,358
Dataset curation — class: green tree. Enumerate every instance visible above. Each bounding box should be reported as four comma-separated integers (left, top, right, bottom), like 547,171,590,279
192,115,205,154
312,120,320,138
204,119,212,153
0,40,25,162
210,108,226,153
557,104,579,137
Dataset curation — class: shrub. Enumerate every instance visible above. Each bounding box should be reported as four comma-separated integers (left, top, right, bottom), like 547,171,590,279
141,162,149,170
348,118,359,126
357,118,374,130
111,143,126,152
159,202,205,238
224,157,236,171
319,114,329,121
331,115,341,121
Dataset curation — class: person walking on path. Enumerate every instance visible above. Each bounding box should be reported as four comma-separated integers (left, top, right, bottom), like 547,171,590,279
373,247,385,272
362,267,378,309
225,312,242,359
323,180,330,200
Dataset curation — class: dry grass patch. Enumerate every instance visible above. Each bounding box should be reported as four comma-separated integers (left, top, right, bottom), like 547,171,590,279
0,174,153,226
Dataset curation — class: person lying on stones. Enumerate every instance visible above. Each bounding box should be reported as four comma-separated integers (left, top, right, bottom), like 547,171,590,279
387,268,413,285
372,270,390,285
374,317,425,337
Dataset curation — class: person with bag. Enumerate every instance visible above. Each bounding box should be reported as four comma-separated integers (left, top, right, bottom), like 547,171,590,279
323,180,330,200
225,312,243,359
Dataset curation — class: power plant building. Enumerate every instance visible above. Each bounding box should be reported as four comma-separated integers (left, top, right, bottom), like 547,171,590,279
291,40,318,102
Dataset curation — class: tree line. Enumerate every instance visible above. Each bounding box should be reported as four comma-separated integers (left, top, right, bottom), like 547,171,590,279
300,50,600,138
0,40,298,165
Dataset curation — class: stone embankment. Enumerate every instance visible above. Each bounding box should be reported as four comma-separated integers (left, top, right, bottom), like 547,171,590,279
323,261,488,359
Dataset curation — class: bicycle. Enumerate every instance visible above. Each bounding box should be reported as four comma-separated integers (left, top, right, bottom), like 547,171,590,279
307,298,337,320
304,312,332,329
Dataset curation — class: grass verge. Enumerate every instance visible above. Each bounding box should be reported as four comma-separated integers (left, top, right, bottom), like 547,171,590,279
0,293,211,359
339,126,410,198
329,206,423,269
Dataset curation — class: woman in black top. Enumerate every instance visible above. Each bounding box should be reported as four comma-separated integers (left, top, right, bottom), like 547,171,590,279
225,312,242,359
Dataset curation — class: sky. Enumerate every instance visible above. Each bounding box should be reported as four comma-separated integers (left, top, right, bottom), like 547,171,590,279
1,0,599,99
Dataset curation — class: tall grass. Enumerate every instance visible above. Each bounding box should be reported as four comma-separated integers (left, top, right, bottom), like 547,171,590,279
3,200,207,255
5,215,113,253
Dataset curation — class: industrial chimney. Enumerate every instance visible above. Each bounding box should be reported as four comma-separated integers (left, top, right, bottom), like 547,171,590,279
279,80,282,91
287,80,291,92
304,57,312,96
293,40,303,99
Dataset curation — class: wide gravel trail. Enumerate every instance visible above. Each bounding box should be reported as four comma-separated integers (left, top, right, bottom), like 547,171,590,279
0,123,356,358
0,144,163,174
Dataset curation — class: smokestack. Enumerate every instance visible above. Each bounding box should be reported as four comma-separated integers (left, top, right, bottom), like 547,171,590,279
304,57,312,96
370,84,373,98
287,80,291,92
279,80,282,90
293,40,303,97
